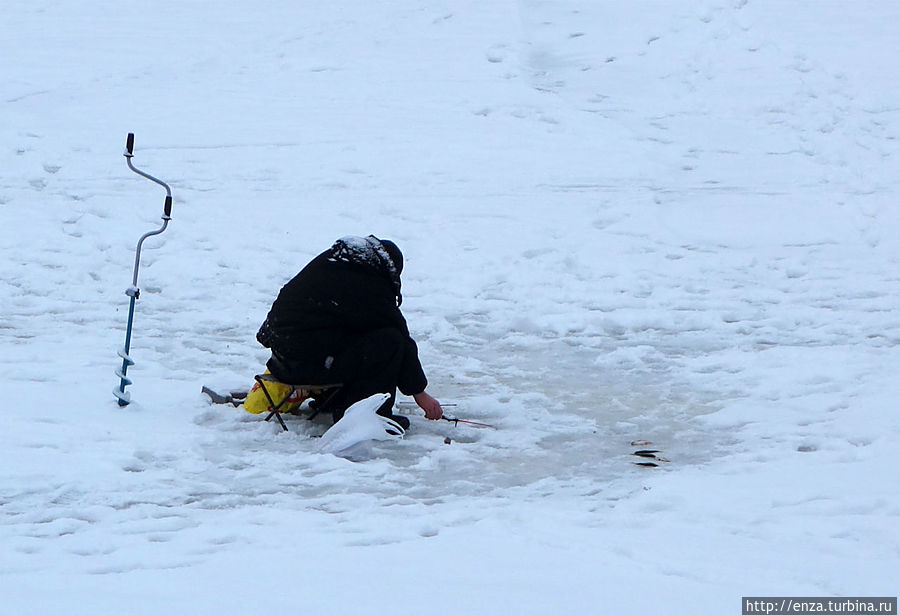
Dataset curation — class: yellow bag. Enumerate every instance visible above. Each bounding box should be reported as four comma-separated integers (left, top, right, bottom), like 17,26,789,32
242,371,307,415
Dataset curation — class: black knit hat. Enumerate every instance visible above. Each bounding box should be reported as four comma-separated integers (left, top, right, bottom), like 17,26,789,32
379,239,403,276
364,236,403,305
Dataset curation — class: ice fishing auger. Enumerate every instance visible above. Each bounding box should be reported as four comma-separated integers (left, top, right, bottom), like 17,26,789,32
114,133,173,406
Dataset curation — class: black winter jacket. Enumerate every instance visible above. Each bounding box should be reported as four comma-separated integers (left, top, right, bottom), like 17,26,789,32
257,241,427,395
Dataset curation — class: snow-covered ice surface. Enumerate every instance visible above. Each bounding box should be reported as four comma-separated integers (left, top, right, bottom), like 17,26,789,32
2,1,898,612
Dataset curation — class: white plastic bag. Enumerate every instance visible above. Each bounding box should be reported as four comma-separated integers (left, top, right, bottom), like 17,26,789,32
316,393,405,457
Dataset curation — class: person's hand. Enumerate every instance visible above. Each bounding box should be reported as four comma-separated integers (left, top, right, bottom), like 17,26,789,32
413,391,443,420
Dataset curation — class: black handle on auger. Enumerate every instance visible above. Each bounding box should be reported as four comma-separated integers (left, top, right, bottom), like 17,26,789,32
124,132,173,218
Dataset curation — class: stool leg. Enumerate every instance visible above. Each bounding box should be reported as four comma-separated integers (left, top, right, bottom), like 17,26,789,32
268,406,289,432
306,387,343,421
256,376,291,432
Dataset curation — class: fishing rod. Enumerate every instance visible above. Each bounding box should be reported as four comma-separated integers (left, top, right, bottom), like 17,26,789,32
397,401,496,428
441,416,496,429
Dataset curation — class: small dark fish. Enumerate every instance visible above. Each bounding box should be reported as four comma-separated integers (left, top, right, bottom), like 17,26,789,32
634,461,659,467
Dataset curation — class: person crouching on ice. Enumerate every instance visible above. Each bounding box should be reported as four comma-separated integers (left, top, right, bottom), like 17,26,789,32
255,235,443,430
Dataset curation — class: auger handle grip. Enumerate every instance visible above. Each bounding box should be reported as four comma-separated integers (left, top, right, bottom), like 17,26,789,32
126,133,135,156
